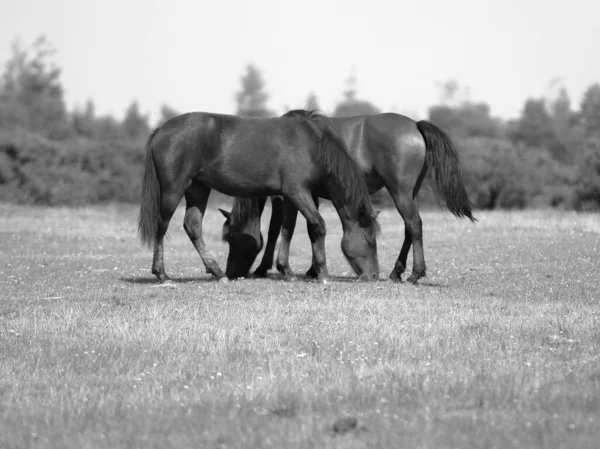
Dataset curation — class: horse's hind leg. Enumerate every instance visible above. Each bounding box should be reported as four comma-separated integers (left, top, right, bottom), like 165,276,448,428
254,196,284,278
390,225,412,282
389,191,425,284
304,196,320,279
183,181,227,282
275,201,299,280
152,191,183,283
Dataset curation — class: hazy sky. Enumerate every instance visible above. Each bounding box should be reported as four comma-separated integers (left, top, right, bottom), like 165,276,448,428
1,0,598,123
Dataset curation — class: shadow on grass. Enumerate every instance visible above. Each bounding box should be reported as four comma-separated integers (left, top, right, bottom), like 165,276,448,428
120,276,217,285
414,280,449,288
247,273,361,283
242,272,448,286
120,274,448,287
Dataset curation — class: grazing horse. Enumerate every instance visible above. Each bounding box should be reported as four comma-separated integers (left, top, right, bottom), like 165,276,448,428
137,110,380,284
221,110,475,283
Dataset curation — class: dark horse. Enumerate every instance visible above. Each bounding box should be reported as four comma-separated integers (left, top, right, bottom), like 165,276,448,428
221,110,475,284
137,110,381,284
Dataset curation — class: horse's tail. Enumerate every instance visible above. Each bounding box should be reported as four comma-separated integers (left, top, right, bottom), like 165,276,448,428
282,109,371,217
138,128,161,247
416,120,476,222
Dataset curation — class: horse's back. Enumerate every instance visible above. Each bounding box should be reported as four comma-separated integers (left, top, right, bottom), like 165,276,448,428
154,112,235,150
151,112,326,197
365,114,426,192
331,113,426,193
151,112,235,173
364,113,425,155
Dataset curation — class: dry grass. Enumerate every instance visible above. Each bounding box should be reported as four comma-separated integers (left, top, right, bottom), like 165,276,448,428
1,201,599,448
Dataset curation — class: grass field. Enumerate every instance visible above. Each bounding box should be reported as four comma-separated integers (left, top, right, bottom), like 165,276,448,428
1,201,599,448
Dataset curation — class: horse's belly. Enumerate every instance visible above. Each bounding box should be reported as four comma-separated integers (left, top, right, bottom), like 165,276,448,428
310,170,383,200
194,164,281,197
365,172,385,194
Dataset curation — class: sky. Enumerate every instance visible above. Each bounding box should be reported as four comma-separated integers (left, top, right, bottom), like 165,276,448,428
1,0,598,124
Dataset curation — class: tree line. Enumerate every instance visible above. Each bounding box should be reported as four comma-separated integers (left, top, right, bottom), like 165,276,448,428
0,36,598,210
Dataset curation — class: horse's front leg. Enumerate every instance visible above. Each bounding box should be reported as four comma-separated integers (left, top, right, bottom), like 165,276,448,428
303,195,320,279
253,196,284,278
286,192,329,284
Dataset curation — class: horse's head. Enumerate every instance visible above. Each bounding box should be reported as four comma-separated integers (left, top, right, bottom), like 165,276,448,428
340,208,381,281
220,208,263,279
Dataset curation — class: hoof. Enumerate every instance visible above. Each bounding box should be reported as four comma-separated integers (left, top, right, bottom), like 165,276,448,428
305,266,319,279
252,268,269,278
218,276,230,284
156,274,171,284
359,273,380,282
276,263,287,276
389,271,403,283
406,273,424,284
318,277,330,285
283,274,298,282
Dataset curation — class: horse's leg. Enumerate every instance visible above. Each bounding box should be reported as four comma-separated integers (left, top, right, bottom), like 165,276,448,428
253,196,284,278
389,190,425,284
275,196,321,280
277,196,319,279
304,196,320,279
390,224,412,283
286,192,329,283
275,200,299,280
183,181,227,282
152,191,183,283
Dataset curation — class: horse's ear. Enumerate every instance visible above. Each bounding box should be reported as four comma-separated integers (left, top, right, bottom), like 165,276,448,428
372,210,381,220
218,208,231,219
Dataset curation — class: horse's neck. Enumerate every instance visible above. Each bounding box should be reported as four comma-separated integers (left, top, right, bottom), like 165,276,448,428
329,190,365,230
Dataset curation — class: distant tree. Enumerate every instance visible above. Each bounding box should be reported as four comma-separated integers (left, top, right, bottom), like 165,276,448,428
94,115,127,141
550,88,571,145
509,99,553,147
71,99,127,141
305,92,320,111
332,73,379,117
580,83,600,138
546,87,584,164
509,98,569,162
159,103,180,124
72,99,96,138
122,100,149,140
0,35,70,139
235,64,273,117
436,79,471,107
428,102,502,139
459,137,528,209
550,88,571,135
428,79,504,138
574,137,600,209
333,99,380,117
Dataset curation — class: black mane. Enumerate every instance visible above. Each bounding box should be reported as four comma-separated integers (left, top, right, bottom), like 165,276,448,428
227,197,262,235
281,109,377,228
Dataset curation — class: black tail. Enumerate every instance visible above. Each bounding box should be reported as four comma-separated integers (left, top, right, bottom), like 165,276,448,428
416,120,476,222
138,128,161,247
282,109,373,220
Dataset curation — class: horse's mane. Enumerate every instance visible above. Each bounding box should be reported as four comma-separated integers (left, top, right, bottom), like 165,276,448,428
227,197,263,235
281,109,378,230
